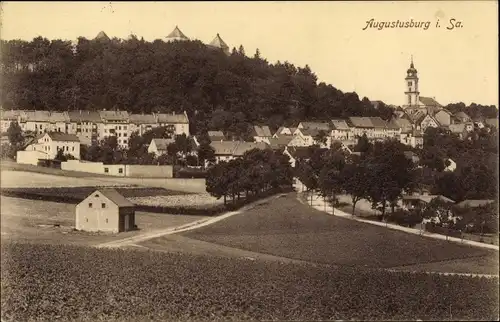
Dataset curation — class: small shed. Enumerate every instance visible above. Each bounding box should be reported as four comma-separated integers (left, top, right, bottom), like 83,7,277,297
76,188,136,233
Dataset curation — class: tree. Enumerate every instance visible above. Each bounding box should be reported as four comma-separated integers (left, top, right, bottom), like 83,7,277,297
364,140,415,220
7,121,23,147
238,45,245,56
198,141,216,168
354,133,371,153
313,130,328,147
54,148,68,161
254,48,261,60
341,162,370,216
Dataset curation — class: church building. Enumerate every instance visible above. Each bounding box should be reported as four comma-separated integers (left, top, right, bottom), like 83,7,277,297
401,57,452,129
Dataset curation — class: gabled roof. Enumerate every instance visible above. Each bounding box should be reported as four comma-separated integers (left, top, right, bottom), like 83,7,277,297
233,142,268,156
299,128,322,137
156,112,189,124
42,132,80,142
369,117,389,129
130,114,156,124
99,110,129,121
421,114,440,126
208,34,229,50
0,109,22,120
166,26,189,40
97,189,135,208
299,122,331,131
253,125,272,137
208,131,225,141
348,117,374,128
455,199,495,208
68,110,101,123
150,138,175,151
268,136,294,150
419,96,442,107
330,119,350,131
392,118,412,132
453,111,472,121
210,141,239,156
24,111,69,123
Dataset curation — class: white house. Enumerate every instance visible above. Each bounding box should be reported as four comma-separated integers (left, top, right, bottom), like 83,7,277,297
129,114,159,136
156,111,190,136
75,189,136,233
419,114,440,132
25,132,80,160
330,119,352,141
68,110,101,146
252,125,272,144
147,138,175,157
98,110,130,148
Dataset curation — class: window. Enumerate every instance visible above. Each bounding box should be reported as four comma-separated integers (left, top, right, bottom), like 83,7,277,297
123,133,127,137
105,219,108,223
118,168,123,174
95,194,99,197
88,203,92,208
119,126,121,130
101,203,106,208
66,146,69,151
123,139,127,144
407,81,412,87
86,218,88,222
118,133,122,137
124,126,127,130
104,168,109,173
72,147,74,151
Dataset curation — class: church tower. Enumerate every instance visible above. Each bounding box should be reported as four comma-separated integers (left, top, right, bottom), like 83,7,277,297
404,56,420,108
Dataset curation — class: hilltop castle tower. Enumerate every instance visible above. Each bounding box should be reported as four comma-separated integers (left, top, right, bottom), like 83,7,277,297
207,33,230,56
166,26,189,42
404,56,420,108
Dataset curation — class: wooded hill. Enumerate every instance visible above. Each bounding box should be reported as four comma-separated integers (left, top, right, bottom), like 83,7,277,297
1,36,396,137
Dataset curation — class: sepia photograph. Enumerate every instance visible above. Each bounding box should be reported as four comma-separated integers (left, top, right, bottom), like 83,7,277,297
0,1,498,321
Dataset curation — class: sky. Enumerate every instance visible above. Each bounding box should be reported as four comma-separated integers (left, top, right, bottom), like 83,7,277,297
1,1,498,107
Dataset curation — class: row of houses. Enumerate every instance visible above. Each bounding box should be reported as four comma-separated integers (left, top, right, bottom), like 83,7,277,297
0,109,189,148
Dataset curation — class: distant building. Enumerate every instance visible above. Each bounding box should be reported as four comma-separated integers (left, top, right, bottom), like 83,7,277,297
455,199,495,208
25,132,80,160
76,189,135,233
129,113,158,136
166,26,189,42
444,158,457,172
209,140,268,165
402,194,454,210
252,125,273,144
67,110,100,145
94,31,110,42
147,138,175,157
98,110,130,148
156,111,190,136
207,33,230,56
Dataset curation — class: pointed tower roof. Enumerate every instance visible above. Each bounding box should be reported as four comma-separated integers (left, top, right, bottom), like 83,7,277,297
407,55,417,76
208,33,229,50
166,26,189,41
94,31,110,41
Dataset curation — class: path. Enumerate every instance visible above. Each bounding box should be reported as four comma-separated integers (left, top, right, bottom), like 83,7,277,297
298,191,499,251
96,193,287,249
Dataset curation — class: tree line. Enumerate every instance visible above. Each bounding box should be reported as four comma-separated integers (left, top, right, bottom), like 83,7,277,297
1,36,396,138
206,148,293,205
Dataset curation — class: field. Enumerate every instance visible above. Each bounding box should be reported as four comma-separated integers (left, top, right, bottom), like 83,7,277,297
1,196,207,246
1,242,498,321
183,194,499,274
1,169,207,193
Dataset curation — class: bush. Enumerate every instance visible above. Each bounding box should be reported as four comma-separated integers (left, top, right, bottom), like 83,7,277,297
386,209,423,228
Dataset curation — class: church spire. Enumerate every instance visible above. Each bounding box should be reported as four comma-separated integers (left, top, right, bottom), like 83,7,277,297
410,55,414,68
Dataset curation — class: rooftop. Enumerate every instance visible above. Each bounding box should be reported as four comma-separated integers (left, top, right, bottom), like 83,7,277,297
96,188,135,208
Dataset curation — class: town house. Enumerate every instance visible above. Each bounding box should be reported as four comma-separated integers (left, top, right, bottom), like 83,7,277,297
98,110,130,148
25,132,80,160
